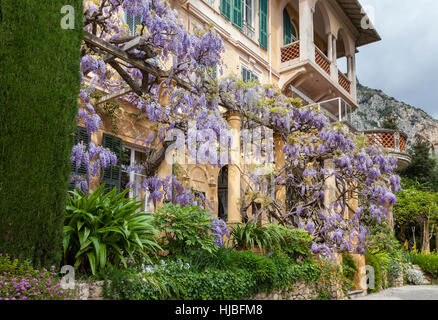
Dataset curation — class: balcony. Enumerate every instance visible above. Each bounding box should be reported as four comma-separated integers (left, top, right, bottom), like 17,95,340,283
311,97,354,129
279,41,357,113
315,46,330,76
338,71,351,94
281,41,300,63
361,129,411,170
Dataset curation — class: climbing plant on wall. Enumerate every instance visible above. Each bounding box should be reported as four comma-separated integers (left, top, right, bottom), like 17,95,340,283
71,0,401,259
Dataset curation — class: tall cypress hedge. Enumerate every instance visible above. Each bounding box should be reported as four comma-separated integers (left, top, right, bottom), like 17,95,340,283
0,1,83,267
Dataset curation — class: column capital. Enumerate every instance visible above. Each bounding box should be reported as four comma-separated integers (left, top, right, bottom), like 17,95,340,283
227,112,241,124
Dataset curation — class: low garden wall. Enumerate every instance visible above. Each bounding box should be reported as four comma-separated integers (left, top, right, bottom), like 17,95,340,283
253,281,340,300
73,280,341,300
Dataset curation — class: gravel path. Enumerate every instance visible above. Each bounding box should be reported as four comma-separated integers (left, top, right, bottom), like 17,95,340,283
352,285,438,300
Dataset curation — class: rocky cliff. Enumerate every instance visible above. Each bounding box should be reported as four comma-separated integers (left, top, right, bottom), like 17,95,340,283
351,83,438,150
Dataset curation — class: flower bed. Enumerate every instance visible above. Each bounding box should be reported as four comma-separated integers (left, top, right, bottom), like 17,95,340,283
0,254,73,300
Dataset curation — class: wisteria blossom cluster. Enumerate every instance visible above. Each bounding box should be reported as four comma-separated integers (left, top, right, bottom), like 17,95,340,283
76,0,401,258
75,0,226,198
218,81,401,257
210,219,230,246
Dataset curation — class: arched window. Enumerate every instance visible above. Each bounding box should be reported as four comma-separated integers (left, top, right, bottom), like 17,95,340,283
283,9,298,45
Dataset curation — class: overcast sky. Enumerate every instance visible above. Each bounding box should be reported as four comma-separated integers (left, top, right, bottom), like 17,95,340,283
355,0,438,119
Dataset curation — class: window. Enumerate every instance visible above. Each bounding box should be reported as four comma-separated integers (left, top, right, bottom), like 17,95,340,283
220,0,232,20
259,0,268,50
283,9,298,45
243,0,255,38
217,166,228,220
121,146,153,211
204,0,215,7
101,133,123,193
241,66,258,83
232,0,243,28
125,11,143,36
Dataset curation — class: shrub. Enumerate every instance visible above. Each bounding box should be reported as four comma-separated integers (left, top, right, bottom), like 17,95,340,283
410,253,438,278
153,203,222,254
342,253,357,291
0,253,73,300
275,227,313,260
102,249,336,300
229,222,284,252
64,185,161,275
405,268,425,285
231,250,277,291
103,260,257,300
366,250,381,293
0,0,83,267
388,260,403,285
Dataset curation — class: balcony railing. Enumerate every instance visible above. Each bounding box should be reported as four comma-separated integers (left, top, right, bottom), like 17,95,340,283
310,97,354,128
362,129,411,170
362,129,408,152
315,47,330,75
281,41,300,63
338,71,351,93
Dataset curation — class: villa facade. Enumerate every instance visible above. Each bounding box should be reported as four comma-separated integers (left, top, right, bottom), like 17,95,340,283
78,0,410,292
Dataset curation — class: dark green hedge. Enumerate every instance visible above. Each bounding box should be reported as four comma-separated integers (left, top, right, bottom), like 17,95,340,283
411,253,438,278
0,1,83,267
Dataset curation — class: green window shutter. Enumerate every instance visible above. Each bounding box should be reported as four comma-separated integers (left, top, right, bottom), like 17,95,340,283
221,0,232,20
241,67,258,83
259,0,268,50
125,11,143,36
283,9,292,45
232,0,243,29
102,133,123,193
70,126,90,190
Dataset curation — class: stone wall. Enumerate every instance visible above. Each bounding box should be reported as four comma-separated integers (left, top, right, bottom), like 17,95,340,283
252,281,340,300
73,280,341,300
73,281,105,300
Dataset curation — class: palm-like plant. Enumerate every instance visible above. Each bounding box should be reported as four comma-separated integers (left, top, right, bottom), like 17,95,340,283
63,185,161,275
230,222,284,252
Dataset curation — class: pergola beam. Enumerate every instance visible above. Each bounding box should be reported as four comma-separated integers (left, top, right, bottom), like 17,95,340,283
83,32,192,91
96,87,133,105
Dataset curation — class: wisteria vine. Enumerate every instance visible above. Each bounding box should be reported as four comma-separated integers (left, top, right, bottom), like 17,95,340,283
72,0,401,257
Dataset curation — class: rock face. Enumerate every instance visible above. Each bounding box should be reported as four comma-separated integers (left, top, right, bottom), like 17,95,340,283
351,83,438,150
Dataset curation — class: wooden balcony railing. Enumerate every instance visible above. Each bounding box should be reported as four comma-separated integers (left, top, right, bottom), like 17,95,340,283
281,41,300,63
315,47,330,75
363,130,408,152
338,71,351,93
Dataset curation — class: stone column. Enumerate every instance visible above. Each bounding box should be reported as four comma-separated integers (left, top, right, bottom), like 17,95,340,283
385,200,394,230
331,35,338,83
227,113,242,224
299,0,315,63
274,133,286,210
323,158,336,209
88,131,103,191
351,253,367,293
327,32,333,63
350,53,357,101
332,35,337,66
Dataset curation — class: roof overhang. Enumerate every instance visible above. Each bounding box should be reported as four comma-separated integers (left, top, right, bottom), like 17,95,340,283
336,0,381,47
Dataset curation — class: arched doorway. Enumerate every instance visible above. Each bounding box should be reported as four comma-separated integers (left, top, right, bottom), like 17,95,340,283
313,1,331,56
336,29,349,74
217,165,228,220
